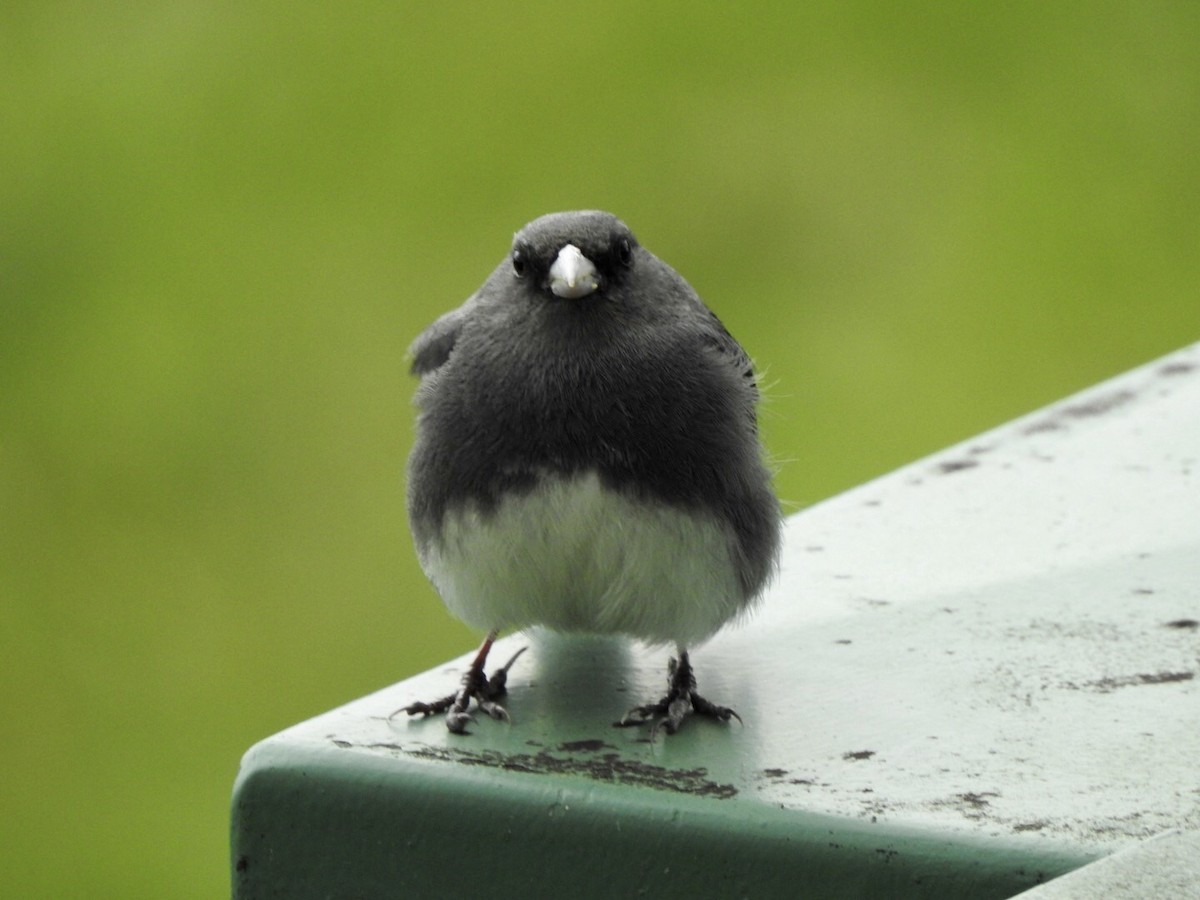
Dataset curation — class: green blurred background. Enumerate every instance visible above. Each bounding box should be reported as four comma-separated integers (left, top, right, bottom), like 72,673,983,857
2,3,1197,896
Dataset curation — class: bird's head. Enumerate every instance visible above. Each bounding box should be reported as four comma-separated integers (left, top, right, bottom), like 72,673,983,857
509,210,639,301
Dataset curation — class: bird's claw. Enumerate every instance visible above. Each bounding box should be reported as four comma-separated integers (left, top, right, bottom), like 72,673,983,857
397,694,456,718
614,652,740,737
691,693,742,725
488,646,527,694
445,709,475,734
615,704,655,725
476,698,510,722
392,644,527,734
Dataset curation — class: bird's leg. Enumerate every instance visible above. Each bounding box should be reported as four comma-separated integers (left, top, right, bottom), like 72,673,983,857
615,648,741,737
391,630,526,734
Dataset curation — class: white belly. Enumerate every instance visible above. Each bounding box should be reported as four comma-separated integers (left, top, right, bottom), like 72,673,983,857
418,471,745,647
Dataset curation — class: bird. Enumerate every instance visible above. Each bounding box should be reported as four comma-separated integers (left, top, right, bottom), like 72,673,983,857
397,210,781,735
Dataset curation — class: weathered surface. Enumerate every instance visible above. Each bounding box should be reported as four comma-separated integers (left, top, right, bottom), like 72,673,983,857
1010,830,1200,898
737,342,1198,848
232,343,1200,898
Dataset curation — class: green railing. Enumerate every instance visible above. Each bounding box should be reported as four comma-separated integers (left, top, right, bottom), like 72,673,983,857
232,343,1200,898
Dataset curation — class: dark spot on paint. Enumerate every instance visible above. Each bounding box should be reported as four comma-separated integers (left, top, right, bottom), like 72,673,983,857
1065,671,1194,692
834,639,852,645
558,739,615,753
331,740,352,749
1159,361,1196,377
1062,389,1137,418
936,459,979,474
843,750,876,761
1023,419,1063,435
761,768,788,778
1135,671,1194,685
928,791,1001,821
958,791,999,809
1013,821,1049,833
1165,619,1199,629
1022,389,1138,435
236,856,249,873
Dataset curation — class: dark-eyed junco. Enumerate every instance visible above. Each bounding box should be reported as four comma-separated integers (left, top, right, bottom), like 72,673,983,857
398,210,781,735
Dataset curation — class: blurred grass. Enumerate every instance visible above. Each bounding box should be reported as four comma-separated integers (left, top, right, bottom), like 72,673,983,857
1,2,1197,896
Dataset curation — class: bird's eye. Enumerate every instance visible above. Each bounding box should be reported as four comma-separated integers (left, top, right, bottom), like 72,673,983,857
617,238,634,266
511,249,526,277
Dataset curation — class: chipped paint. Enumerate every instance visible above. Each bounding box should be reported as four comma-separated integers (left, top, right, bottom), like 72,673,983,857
335,737,739,799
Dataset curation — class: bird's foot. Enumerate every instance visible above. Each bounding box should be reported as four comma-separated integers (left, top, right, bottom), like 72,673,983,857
392,645,526,734
614,652,741,737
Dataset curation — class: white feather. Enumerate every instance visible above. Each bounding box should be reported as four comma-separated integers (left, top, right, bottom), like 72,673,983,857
419,471,743,646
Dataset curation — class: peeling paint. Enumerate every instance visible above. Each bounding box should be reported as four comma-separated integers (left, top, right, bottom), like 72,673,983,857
935,459,980,475
349,739,739,799
1064,671,1195,693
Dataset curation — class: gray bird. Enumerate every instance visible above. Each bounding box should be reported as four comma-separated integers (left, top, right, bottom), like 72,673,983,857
398,210,781,735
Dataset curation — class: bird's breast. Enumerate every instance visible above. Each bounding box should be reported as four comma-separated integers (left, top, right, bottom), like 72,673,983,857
416,470,749,647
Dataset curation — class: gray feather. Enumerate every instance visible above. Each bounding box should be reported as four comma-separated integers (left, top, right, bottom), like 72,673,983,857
406,211,781,635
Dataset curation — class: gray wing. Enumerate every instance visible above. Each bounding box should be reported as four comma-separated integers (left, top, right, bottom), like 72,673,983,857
700,308,759,402
408,304,469,376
